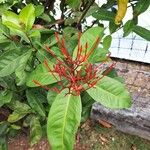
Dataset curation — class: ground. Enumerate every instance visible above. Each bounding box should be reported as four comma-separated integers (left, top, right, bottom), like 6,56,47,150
8,119,150,150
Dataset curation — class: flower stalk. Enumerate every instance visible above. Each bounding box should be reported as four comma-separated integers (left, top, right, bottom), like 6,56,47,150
33,32,116,96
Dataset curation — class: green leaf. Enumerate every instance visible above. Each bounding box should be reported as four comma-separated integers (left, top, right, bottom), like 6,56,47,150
66,0,80,9
23,114,33,127
36,48,51,63
43,33,60,47
30,116,42,146
84,4,99,18
19,4,35,31
15,50,32,85
26,88,46,118
7,111,27,123
106,68,118,78
87,76,132,108
109,21,120,34
8,100,31,113
133,25,150,41
0,136,7,150
65,18,76,26
0,22,10,36
47,90,57,106
92,8,115,22
88,48,109,63
7,100,32,123
73,27,104,59
106,68,125,83
2,10,29,42
47,89,82,150
102,0,115,9
0,90,13,107
103,35,112,50
2,11,21,30
0,49,31,77
29,30,41,39
0,76,15,90
123,20,135,37
63,27,78,38
26,61,59,87
10,124,21,130
134,0,150,16
39,13,52,22
0,121,9,136
35,5,44,17
81,92,94,122
0,34,10,44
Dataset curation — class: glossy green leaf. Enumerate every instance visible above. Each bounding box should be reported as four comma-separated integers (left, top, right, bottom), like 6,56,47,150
63,27,78,38
0,49,31,77
26,89,46,117
8,100,31,113
0,121,9,136
39,13,52,22
7,111,27,123
35,5,44,17
65,18,76,26
0,22,10,36
36,48,51,63
29,30,41,39
47,89,82,150
0,34,10,44
106,68,118,78
133,25,150,41
103,35,112,50
0,90,13,107
0,136,7,150
19,4,35,31
87,76,132,108
23,114,33,127
2,11,21,30
1,10,29,42
109,21,121,34
93,8,115,22
84,5,99,18
81,92,94,122
47,90,57,106
0,76,16,91
73,27,104,59
30,116,42,146
102,0,115,9
134,0,150,16
10,124,21,130
26,61,59,87
15,50,32,85
123,20,135,37
7,101,32,123
66,0,80,9
88,48,108,63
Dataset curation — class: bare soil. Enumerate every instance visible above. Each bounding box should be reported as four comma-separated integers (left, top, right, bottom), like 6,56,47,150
8,119,150,150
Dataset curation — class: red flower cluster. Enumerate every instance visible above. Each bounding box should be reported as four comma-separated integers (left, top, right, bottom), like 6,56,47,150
33,32,116,96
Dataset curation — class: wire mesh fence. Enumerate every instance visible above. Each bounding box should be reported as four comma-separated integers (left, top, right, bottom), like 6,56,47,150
110,28,150,64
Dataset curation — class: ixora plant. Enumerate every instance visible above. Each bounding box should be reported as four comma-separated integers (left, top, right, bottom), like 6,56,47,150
0,1,150,149
28,32,131,150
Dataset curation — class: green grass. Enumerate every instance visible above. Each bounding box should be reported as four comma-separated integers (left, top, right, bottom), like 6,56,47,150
78,121,150,150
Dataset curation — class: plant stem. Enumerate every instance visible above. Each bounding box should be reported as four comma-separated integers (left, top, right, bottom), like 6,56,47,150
77,0,95,24
26,33,38,52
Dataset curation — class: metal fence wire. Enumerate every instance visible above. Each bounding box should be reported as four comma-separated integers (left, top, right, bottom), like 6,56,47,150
110,28,150,64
